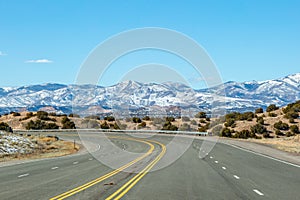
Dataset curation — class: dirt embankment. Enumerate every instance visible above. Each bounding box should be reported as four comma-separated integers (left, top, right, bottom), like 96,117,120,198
0,134,79,162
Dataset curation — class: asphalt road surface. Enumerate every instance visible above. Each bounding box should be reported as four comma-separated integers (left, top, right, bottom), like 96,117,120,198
0,132,299,200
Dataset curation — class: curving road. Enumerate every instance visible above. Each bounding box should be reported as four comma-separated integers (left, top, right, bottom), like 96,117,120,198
0,132,299,200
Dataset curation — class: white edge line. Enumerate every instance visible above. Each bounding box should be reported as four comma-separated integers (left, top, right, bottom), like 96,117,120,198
253,189,264,196
225,143,300,168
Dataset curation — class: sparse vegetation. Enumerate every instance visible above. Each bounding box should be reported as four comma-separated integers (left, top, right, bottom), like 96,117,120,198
266,104,279,112
274,121,289,131
195,111,207,118
0,122,13,132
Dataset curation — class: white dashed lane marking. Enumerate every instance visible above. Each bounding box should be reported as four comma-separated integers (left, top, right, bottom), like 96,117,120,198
222,166,226,170
18,173,29,178
253,189,264,196
51,167,59,170
89,158,93,161
233,175,240,180
73,161,79,165
210,156,213,159
214,161,219,164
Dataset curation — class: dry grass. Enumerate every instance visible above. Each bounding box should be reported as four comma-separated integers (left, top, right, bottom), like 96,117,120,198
0,135,79,162
247,135,300,154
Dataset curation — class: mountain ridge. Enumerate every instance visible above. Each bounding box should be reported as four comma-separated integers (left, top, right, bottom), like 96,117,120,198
0,73,299,115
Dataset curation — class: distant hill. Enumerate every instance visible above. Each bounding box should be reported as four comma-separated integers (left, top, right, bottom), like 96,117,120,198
0,73,299,115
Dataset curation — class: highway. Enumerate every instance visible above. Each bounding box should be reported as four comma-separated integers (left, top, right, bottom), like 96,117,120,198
0,132,299,200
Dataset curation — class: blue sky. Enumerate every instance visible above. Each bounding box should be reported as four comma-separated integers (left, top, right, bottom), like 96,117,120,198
0,0,299,88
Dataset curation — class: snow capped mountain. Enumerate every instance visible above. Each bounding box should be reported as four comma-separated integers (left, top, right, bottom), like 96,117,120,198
0,73,299,114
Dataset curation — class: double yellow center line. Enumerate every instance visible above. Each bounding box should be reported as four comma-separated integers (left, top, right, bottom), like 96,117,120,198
105,139,166,200
50,137,155,200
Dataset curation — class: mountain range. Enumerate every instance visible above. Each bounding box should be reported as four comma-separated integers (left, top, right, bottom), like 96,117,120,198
0,73,299,115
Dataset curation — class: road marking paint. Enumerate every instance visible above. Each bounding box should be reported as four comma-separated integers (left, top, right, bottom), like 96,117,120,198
51,167,59,170
210,156,213,159
222,166,226,170
73,161,79,165
106,140,166,200
49,137,155,200
88,158,93,161
253,189,264,196
18,173,29,178
214,160,219,164
225,143,300,168
233,175,240,179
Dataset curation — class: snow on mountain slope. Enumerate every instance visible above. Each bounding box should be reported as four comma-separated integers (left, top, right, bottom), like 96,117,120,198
0,73,299,114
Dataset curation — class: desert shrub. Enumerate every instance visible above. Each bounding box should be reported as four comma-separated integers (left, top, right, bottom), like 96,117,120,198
142,116,150,121
165,116,175,122
284,111,299,119
132,117,142,123
138,121,147,128
100,121,110,129
61,117,76,129
274,121,289,130
268,112,277,117
112,123,120,129
289,118,295,123
263,132,271,138
36,111,50,120
206,117,211,121
69,113,80,118
13,112,21,117
283,101,300,113
0,122,13,132
251,123,267,134
200,119,206,123
266,104,279,112
224,118,236,128
290,125,299,134
255,108,264,114
233,129,254,139
161,121,178,131
220,128,232,137
275,129,284,136
104,116,115,121
25,120,58,130
195,112,207,118
198,123,210,132
286,132,294,137
256,117,264,125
